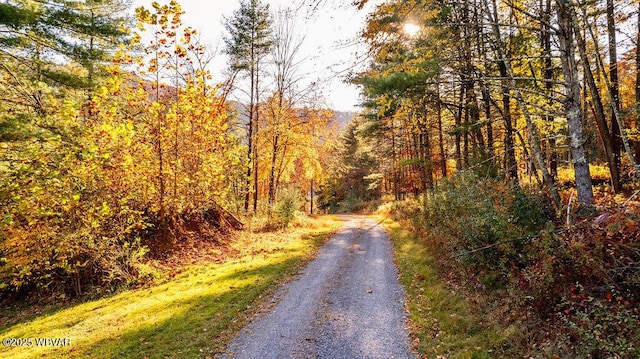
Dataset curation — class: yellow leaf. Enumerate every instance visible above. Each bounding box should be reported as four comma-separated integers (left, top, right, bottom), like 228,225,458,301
100,202,111,216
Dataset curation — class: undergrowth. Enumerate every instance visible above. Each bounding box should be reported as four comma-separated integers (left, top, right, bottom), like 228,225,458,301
381,173,640,358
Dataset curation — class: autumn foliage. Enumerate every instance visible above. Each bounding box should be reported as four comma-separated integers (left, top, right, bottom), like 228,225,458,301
0,2,240,300
0,0,338,302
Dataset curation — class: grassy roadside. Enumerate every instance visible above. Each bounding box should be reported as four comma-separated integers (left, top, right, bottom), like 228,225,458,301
382,217,518,359
0,216,342,359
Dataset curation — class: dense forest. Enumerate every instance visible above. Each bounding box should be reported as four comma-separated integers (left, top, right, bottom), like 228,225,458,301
321,0,640,356
1,0,640,357
324,0,640,206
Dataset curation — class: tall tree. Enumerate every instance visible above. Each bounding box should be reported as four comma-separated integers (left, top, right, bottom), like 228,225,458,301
636,0,640,162
570,3,621,193
224,0,273,214
266,7,305,208
606,0,622,190
556,0,594,205
580,0,640,176
482,0,563,207
541,0,557,181
0,0,129,92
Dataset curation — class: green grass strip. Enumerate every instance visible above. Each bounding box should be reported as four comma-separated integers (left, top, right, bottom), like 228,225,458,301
0,217,341,359
383,218,516,359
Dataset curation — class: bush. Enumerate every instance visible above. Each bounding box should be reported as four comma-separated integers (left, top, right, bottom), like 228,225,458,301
338,193,367,213
0,182,150,300
419,174,548,270
377,198,421,219
274,186,303,228
557,285,639,358
508,188,549,229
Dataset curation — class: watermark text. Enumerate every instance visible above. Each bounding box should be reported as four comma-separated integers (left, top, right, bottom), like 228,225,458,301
2,337,71,347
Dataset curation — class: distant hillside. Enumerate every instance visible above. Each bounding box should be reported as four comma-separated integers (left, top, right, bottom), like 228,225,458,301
333,111,356,131
227,101,355,132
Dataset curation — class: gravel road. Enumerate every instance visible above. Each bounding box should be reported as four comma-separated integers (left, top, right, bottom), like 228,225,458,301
221,215,415,359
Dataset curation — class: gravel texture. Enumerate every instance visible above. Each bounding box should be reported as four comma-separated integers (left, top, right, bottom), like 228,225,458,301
220,216,415,359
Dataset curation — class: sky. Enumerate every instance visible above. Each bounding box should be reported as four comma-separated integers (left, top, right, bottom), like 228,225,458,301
131,0,382,112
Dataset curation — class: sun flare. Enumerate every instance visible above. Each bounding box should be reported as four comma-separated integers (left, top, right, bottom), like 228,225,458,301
403,22,420,37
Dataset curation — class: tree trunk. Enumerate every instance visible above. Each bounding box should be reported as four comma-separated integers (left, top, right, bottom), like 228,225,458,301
421,101,433,189
467,80,485,162
310,179,314,215
436,85,448,178
268,132,279,207
244,65,255,213
153,30,166,228
636,2,640,162
482,82,495,163
456,82,464,171
568,5,620,192
253,59,260,213
425,130,433,189
498,60,518,182
557,0,594,205
268,90,284,209
542,0,558,181
391,120,400,201
606,0,622,186
477,0,495,165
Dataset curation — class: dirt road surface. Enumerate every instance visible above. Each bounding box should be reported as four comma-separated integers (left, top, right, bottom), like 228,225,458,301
221,216,415,359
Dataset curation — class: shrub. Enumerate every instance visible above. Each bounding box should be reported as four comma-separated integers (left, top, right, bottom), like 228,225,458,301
338,193,367,213
507,188,549,229
419,174,548,270
274,186,303,228
558,285,639,358
0,176,151,299
377,198,422,220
